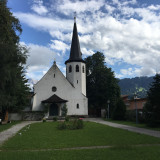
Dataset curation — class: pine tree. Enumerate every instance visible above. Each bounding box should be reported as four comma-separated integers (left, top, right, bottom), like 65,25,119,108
0,0,29,120
144,74,160,127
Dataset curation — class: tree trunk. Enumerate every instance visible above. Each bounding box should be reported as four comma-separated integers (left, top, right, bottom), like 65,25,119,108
4,110,8,122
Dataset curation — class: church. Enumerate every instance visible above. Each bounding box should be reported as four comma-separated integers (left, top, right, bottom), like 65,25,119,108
32,18,88,117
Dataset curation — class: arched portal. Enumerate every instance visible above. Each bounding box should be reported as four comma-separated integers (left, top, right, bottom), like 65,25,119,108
49,103,58,116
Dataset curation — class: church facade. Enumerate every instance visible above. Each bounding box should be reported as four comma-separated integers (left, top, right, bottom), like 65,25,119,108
32,19,88,117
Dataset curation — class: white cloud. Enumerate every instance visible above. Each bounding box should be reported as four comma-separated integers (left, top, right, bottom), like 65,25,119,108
57,0,104,15
49,40,70,54
26,43,56,66
22,42,63,82
31,0,48,15
81,48,94,56
120,67,157,78
31,5,48,15
148,5,160,11
105,4,115,14
14,12,73,33
16,0,160,79
26,65,49,84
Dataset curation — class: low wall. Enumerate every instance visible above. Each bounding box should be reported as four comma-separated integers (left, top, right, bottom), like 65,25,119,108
9,111,44,121
8,113,22,121
23,111,44,121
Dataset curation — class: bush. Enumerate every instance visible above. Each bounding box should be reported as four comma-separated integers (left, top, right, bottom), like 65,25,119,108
42,118,46,122
112,98,126,120
65,116,70,122
61,104,68,117
57,119,84,130
76,119,84,129
125,110,145,123
143,102,160,127
68,119,84,130
57,122,67,130
53,117,57,121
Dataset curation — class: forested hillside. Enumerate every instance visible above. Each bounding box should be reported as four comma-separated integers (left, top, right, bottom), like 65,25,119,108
118,76,153,98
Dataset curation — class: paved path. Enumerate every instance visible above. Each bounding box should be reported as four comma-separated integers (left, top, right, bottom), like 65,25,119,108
0,121,38,145
85,118,160,138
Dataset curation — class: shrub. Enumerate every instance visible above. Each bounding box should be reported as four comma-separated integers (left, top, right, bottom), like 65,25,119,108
42,118,46,122
69,119,84,130
57,119,84,130
125,110,145,123
61,104,68,117
125,110,136,121
57,122,67,130
68,120,77,130
76,119,84,129
65,116,70,122
112,98,126,120
53,117,57,121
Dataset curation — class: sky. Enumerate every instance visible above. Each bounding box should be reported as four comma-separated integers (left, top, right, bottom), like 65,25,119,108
7,0,160,86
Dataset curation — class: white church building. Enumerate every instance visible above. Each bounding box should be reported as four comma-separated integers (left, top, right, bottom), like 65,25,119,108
32,18,88,117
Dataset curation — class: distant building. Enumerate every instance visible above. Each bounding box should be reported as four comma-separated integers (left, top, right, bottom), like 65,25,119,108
121,95,147,111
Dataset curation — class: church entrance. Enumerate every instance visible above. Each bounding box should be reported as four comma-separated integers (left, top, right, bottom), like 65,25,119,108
49,103,58,116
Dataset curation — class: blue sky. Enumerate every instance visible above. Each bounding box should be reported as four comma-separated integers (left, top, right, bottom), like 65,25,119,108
7,0,160,85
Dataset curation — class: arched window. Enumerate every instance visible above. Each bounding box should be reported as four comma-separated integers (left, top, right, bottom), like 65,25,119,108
76,65,79,72
82,66,85,73
69,65,72,73
77,104,79,109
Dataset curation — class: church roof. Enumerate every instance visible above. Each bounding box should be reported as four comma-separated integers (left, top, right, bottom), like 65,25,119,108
65,19,85,64
42,94,68,103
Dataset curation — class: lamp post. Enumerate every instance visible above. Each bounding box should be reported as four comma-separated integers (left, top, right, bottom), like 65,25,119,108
134,93,138,124
107,100,110,119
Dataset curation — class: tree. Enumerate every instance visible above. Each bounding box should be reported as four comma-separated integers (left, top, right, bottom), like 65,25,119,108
144,74,160,127
112,98,126,120
61,104,68,117
0,0,29,120
85,52,120,117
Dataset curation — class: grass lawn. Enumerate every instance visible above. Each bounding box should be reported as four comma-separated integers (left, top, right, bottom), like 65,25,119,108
0,121,160,160
0,146,160,160
104,119,160,131
1,121,160,150
0,121,21,133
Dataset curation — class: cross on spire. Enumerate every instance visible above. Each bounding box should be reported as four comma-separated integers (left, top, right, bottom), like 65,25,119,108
74,11,76,23
53,58,56,65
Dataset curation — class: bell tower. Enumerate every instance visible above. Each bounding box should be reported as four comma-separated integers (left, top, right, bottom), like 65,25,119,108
65,16,86,96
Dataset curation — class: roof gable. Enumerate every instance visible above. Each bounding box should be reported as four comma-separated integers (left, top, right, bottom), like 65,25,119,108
42,94,68,103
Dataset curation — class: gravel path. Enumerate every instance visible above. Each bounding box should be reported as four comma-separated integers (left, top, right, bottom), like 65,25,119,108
85,118,160,138
0,121,38,145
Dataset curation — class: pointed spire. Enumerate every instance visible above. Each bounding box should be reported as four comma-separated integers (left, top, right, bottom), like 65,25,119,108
65,15,85,64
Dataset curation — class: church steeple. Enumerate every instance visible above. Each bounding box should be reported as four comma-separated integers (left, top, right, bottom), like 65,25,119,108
65,16,85,64
65,16,86,96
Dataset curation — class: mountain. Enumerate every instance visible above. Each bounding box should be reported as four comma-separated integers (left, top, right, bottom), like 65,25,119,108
118,76,154,98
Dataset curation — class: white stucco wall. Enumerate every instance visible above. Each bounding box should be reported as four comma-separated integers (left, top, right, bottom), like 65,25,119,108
66,62,86,96
32,63,88,116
